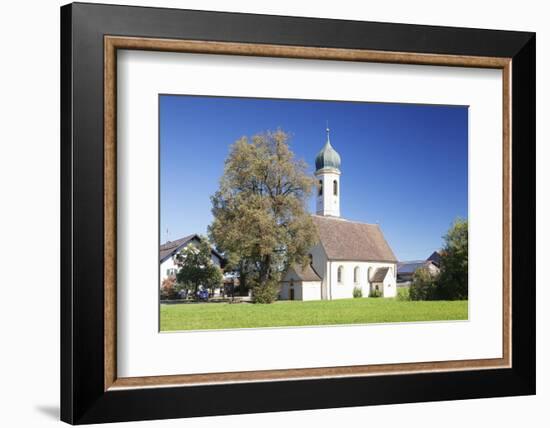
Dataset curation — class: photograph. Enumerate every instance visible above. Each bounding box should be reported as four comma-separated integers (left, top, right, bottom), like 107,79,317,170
52,2,537,424
159,95,469,331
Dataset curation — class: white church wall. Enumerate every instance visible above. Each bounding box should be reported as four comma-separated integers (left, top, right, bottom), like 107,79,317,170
328,260,397,299
382,271,397,297
309,243,328,299
279,281,321,301
301,281,322,301
279,282,321,301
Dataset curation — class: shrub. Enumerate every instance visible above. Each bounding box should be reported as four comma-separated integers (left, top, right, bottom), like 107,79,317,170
252,279,280,304
205,265,224,296
353,287,363,298
396,287,410,301
409,267,438,301
369,288,382,298
160,276,179,300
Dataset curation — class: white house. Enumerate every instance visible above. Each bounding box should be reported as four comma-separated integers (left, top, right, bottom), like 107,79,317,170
279,127,397,300
159,234,224,285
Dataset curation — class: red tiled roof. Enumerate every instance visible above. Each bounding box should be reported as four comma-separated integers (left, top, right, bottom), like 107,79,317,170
312,215,397,262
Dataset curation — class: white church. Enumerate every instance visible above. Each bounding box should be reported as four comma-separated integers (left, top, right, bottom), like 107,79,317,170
279,128,398,300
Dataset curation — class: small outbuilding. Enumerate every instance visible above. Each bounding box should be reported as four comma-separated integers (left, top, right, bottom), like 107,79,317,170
279,264,322,301
369,266,393,296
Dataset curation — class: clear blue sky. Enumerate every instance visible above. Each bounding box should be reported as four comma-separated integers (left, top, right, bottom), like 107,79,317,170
160,95,468,261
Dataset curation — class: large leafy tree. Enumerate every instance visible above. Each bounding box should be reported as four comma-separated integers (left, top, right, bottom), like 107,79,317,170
409,218,468,301
209,130,317,303
438,218,468,300
175,238,223,300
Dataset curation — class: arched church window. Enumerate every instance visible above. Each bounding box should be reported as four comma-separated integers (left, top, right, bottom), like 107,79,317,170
318,180,323,196
367,267,373,284
333,179,338,196
354,266,360,284
337,266,343,283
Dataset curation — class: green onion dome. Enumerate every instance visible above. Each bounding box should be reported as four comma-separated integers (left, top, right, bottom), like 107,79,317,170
315,130,341,172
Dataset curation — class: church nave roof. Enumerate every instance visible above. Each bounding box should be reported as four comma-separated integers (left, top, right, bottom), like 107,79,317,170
312,215,397,263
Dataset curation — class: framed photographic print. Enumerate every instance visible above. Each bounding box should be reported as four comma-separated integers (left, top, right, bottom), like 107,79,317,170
60,2,536,424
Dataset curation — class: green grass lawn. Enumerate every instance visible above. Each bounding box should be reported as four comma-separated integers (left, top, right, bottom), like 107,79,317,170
160,298,468,331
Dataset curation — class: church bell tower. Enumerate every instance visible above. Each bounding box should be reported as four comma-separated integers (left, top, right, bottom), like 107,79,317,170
315,126,341,217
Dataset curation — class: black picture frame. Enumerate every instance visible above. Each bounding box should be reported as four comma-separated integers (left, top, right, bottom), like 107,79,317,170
61,2,535,424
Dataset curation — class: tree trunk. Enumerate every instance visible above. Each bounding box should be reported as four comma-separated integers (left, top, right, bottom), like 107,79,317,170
239,270,247,296
258,254,272,289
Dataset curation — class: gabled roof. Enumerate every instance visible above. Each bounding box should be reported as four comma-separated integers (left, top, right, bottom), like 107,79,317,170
311,215,397,262
290,263,322,282
160,234,197,262
159,234,225,264
427,250,442,267
371,267,390,282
